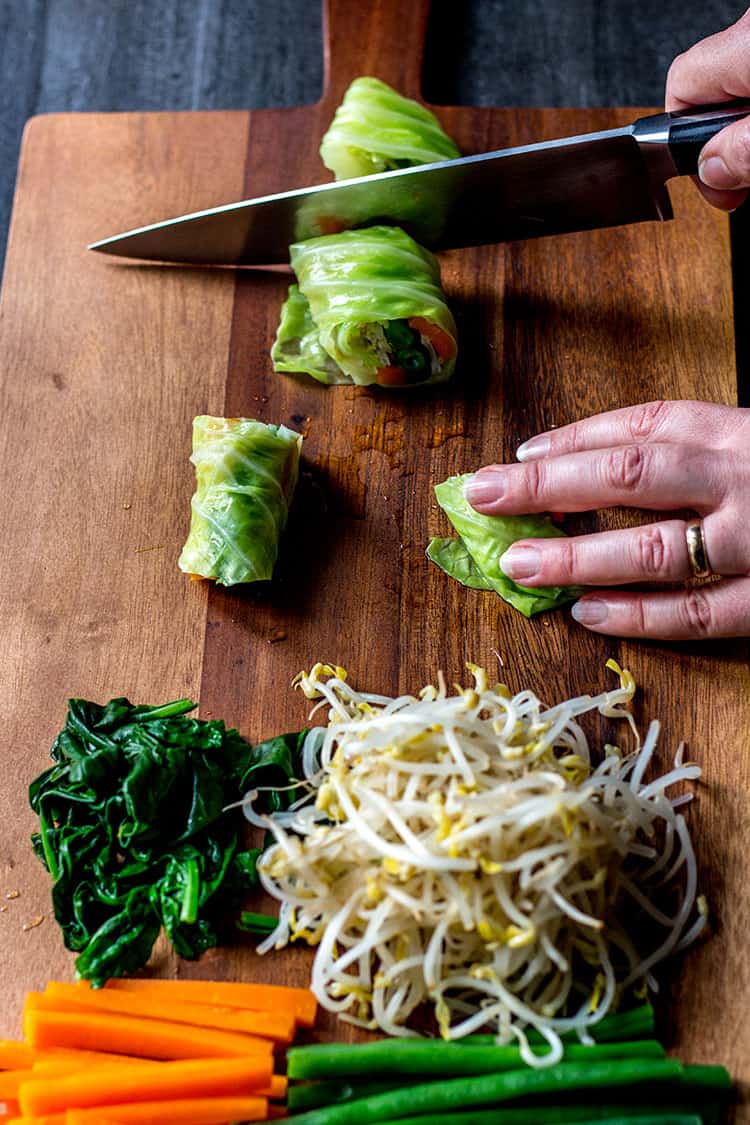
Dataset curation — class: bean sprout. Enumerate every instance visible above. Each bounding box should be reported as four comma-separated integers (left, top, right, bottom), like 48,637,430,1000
255,660,704,1064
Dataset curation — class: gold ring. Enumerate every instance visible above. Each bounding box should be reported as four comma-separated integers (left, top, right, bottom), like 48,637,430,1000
685,520,713,580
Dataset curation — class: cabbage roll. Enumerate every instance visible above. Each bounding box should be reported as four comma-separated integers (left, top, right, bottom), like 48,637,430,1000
178,416,302,586
272,226,457,388
320,77,460,180
428,474,582,617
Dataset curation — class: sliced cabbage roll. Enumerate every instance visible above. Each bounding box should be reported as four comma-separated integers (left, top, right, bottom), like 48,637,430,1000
272,226,457,388
320,77,460,180
178,416,302,586
428,474,583,617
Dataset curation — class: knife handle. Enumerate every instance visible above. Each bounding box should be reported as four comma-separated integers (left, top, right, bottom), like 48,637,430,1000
666,102,750,175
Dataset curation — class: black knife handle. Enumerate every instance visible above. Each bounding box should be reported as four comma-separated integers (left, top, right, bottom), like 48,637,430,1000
666,102,750,175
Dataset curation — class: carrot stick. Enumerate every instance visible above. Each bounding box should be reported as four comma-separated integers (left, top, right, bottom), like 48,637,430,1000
20,1056,271,1116
5,1116,64,1125
65,1119,122,1125
24,1008,274,1061
102,979,317,1027
0,1074,32,1100
31,1059,159,1075
0,1044,35,1071
259,1074,287,1099
0,1044,141,1071
43,982,294,1044
64,1095,267,1123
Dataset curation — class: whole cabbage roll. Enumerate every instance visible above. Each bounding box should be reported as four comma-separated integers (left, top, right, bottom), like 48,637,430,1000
272,226,457,388
320,77,460,180
428,474,583,617
178,416,302,586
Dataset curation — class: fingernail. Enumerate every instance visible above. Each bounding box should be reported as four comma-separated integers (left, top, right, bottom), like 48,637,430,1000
465,473,504,506
698,155,743,190
500,545,541,581
571,598,608,626
516,435,550,461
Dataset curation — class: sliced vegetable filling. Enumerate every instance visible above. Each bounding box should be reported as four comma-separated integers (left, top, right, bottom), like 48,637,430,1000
272,227,457,388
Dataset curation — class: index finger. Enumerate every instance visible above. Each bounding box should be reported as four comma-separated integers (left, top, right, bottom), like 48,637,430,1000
515,400,741,462
665,10,750,111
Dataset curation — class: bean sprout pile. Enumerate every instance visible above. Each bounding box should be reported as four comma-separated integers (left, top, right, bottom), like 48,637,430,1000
250,661,705,1065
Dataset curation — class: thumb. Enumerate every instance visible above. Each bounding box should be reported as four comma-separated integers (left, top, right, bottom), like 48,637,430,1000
697,115,750,205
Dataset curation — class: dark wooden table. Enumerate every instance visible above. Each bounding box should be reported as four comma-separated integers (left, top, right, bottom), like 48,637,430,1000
0,0,746,271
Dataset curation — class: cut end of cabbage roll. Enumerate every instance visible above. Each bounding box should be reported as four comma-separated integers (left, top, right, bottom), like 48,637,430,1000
178,416,302,587
320,76,461,180
271,284,350,385
429,473,583,617
272,226,457,388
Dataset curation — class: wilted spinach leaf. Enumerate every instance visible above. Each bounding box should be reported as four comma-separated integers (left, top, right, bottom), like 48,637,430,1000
29,696,303,987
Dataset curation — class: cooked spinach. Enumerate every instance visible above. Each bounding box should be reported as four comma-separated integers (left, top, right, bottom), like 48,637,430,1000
239,730,311,815
29,696,303,986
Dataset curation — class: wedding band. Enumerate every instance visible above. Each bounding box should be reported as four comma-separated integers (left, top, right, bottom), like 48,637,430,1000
685,520,713,579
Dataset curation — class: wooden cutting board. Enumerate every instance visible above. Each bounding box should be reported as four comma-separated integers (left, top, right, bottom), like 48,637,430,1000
1,0,748,1105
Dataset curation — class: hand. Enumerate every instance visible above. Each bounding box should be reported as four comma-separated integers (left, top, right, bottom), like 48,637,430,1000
666,9,750,211
464,401,750,640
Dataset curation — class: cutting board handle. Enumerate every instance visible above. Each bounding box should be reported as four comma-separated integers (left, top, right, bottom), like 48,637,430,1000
320,0,432,113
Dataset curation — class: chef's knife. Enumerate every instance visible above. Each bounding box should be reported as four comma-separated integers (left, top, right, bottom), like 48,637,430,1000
89,103,750,266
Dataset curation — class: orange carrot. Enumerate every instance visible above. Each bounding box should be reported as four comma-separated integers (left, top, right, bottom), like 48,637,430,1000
258,1074,287,1099
103,979,317,1027
0,1074,33,1100
375,365,407,387
24,1007,274,1061
0,1044,35,1071
31,1058,159,1076
0,1044,142,1072
408,317,457,360
0,1101,20,1119
64,1095,267,1123
5,1117,64,1125
20,1056,271,1116
65,1119,122,1125
43,982,294,1044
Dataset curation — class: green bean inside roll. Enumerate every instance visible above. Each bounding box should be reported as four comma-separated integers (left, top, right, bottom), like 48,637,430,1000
272,226,457,388
178,416,302,586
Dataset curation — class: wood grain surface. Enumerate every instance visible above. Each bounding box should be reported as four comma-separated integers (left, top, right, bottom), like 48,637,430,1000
0,0,748,1110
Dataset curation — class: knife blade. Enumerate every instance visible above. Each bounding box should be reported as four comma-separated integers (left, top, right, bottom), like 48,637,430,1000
89,104,750,266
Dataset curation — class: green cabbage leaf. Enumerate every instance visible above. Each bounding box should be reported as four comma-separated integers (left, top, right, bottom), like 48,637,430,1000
320,77,460,180
429,474,583,617
271,284,349,384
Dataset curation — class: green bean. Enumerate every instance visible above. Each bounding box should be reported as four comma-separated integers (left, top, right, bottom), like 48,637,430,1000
372,1116,701,1125
384,320,416,350
283,1058,684,1125
676,1065,731,1089
287,1039,664,1080
288,1080,404,1113
463,1006,655,1046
